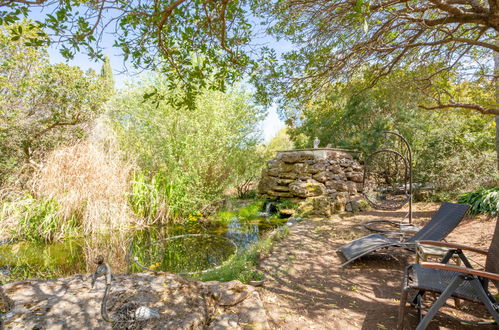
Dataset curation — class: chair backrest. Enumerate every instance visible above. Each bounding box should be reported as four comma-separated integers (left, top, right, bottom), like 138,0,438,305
485,216,499,289
407,202,470,243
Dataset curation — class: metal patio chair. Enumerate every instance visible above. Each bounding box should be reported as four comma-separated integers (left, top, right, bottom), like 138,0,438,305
397,217,499,329
338,202,470,267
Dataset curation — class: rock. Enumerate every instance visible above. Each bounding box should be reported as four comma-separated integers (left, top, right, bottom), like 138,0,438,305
306,161,327,174
205,280,250,306
309,196,332,217
334,202,346,212
278,151,316,163
276,178,294,185
312,171,330,183
329,165,342,174
345,203,353,212
346,181,358,195
297,174,312,180
208,313,241,329
350,196,368,212
277,163,295,173
272,185,289,192
297,199,314,214
280,172,299,179
289,180,326,198
266,160,278,168
330,181,349,192
267,191,294,198
2,273,269,330
293,163,307,173
332,173,346,181
257,176,277,194
352,163,363,171
346,172,363,183
267,168,281,177
327,151,353,160
257,149,362,216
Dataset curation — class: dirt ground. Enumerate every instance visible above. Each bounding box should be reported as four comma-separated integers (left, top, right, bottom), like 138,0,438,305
257,203,498,330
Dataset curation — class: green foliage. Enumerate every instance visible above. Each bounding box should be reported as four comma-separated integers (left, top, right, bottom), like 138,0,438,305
100,55,115,97
266,128,294,152
231,145,267,198
232,128,294,198
0,239,84,283
197,225,289,283
110,76,265,221
0,1,277,106
0,21,108,184
1,194,78,242
274,199,299,211
288,67,497,194
256,0,496,115
458,188,499,216
129,171,189,223
210,199,265,226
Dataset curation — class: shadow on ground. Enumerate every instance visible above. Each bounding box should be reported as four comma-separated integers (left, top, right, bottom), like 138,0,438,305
257,204,498,330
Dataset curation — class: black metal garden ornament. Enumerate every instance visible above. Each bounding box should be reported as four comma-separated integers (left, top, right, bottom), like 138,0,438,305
362,131,414,232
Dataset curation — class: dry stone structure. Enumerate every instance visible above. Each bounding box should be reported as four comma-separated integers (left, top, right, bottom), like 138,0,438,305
258,148,364,216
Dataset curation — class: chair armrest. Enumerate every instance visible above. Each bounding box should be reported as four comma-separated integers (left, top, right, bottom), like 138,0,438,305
420,262,499,282
416,240,488,255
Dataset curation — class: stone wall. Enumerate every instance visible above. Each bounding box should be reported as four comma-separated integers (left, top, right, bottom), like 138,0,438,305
258,148,364,216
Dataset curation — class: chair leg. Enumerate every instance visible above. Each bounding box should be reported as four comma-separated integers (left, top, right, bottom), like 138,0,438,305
416,275,464,330
469,279,499,325
397,288,409,329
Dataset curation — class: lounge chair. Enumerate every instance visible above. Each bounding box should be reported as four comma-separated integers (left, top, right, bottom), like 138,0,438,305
338,202,470,267
397,217,499,329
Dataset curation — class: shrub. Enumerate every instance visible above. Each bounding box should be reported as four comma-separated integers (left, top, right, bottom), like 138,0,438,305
110,77,265,222
458,187,499,215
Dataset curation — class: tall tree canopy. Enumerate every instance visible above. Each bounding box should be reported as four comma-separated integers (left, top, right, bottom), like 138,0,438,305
2,0,497,111
259,0,499,114
0,0,275,99
0,21,107,184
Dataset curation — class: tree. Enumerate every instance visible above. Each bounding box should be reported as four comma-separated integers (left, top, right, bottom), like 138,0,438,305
260,0,495,108
100,55,115,96
110,75,265,216
258,0,499,169
0,21,107,184
288,67,497,193
0,0,275,103
266,128,294,153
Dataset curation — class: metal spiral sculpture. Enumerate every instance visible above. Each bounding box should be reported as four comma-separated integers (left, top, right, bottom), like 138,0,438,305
362,131,413,230
91,256,160,329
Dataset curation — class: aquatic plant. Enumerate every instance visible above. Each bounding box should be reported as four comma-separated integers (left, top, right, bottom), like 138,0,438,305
197,226,289,283
31,135,137,236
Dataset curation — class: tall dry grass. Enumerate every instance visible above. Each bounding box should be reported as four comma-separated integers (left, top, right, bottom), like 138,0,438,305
31,119,139,235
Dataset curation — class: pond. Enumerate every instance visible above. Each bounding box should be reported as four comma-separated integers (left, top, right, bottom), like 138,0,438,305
0,201,288,283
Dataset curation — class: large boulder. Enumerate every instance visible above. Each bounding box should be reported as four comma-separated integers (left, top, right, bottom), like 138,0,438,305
1,273,269,330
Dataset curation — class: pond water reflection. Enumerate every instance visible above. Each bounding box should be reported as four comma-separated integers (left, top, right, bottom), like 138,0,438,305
0,211,286,282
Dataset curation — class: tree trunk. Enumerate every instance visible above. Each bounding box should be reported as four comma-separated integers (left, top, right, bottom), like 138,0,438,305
496,116,499,170
495,39,499,170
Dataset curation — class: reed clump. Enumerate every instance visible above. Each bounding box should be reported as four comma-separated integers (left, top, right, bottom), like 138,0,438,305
32,139,136,237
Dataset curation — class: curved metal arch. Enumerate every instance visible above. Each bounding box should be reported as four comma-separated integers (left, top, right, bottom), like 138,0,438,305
363,148,411,211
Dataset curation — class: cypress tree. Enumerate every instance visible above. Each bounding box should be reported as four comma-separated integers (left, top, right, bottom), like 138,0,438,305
100,55,115,96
